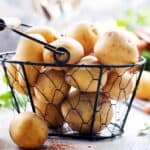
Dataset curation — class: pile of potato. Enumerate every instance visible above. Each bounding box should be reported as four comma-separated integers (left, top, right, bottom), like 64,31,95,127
8,22,139,136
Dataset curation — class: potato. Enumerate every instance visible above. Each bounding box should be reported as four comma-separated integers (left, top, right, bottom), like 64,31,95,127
94,29,139,66
17,65,35,96
61,90,113,134
34,98,64,128
34,69,70,104
103,71,135,100
9,112,48,149
26,26,59,43
68,22,99,55
65,55,108,92
143,103,150,114
7,62,27,95
7,55,28,95
136,71,150,101
43,37,84,70
7,59,35,96
15,33,45,87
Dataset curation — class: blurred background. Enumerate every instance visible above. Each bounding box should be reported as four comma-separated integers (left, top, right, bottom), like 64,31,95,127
0,0,150,115
0,0,150,51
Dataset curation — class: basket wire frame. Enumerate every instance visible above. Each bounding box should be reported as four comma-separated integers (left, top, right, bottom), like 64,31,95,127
0,18,146,140
0,53,145,140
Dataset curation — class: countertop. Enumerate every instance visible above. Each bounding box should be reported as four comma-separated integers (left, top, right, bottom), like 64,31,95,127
0,107,149,150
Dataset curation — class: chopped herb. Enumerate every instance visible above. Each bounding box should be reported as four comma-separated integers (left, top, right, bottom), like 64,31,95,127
117,7,150,31
0,91,13,109
138,123,150,136
0,74,28,109
2,75,8,84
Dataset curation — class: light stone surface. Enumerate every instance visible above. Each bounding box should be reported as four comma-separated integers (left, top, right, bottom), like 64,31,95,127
0,106,149,150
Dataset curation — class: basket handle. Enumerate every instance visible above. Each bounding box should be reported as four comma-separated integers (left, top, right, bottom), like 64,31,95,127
0,17,22,30
0,18,70,64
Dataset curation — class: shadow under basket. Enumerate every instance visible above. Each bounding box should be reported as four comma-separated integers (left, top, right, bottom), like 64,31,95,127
0,52,145,140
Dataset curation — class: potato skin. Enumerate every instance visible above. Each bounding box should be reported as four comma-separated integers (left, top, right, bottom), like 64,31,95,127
7,63,27,95
136,71,150,101
34,98,64,128
103,71,135,100
68,22,99,55
43,37,84,70
61,89,113,134
15,33,45,87
9,112,48,149
143,104,150,114
94,29,139,65
26,26,59,43
65,56,108,92
34,69,70,104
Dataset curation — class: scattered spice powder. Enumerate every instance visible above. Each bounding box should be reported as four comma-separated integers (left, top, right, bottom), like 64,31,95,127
44,139,79,150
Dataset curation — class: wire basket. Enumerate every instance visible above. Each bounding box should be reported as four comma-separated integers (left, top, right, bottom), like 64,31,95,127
0,18,146,140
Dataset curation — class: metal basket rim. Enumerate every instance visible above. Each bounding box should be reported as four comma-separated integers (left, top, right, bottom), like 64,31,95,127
0,51,146,68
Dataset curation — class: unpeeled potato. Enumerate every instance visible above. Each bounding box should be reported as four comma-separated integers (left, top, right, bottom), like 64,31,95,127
136,71,150,101
103,71,135,100
43,37,84,70
34,98,64,128
9,112,48,149
7,62,27,95
34,69,70,104
94,29,139,71
61,90,113,134
68,22,99,55
26,26,59,43
15,33,45,87
143,103,150,114
65,55,108,92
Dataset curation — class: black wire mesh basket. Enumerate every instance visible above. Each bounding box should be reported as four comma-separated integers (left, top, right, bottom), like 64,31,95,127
0,18,146,140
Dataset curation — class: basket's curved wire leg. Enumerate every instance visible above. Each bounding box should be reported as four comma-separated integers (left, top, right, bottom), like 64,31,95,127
20,64,35,113
89,67,103,136
2,61,20,113
121,64,145,131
